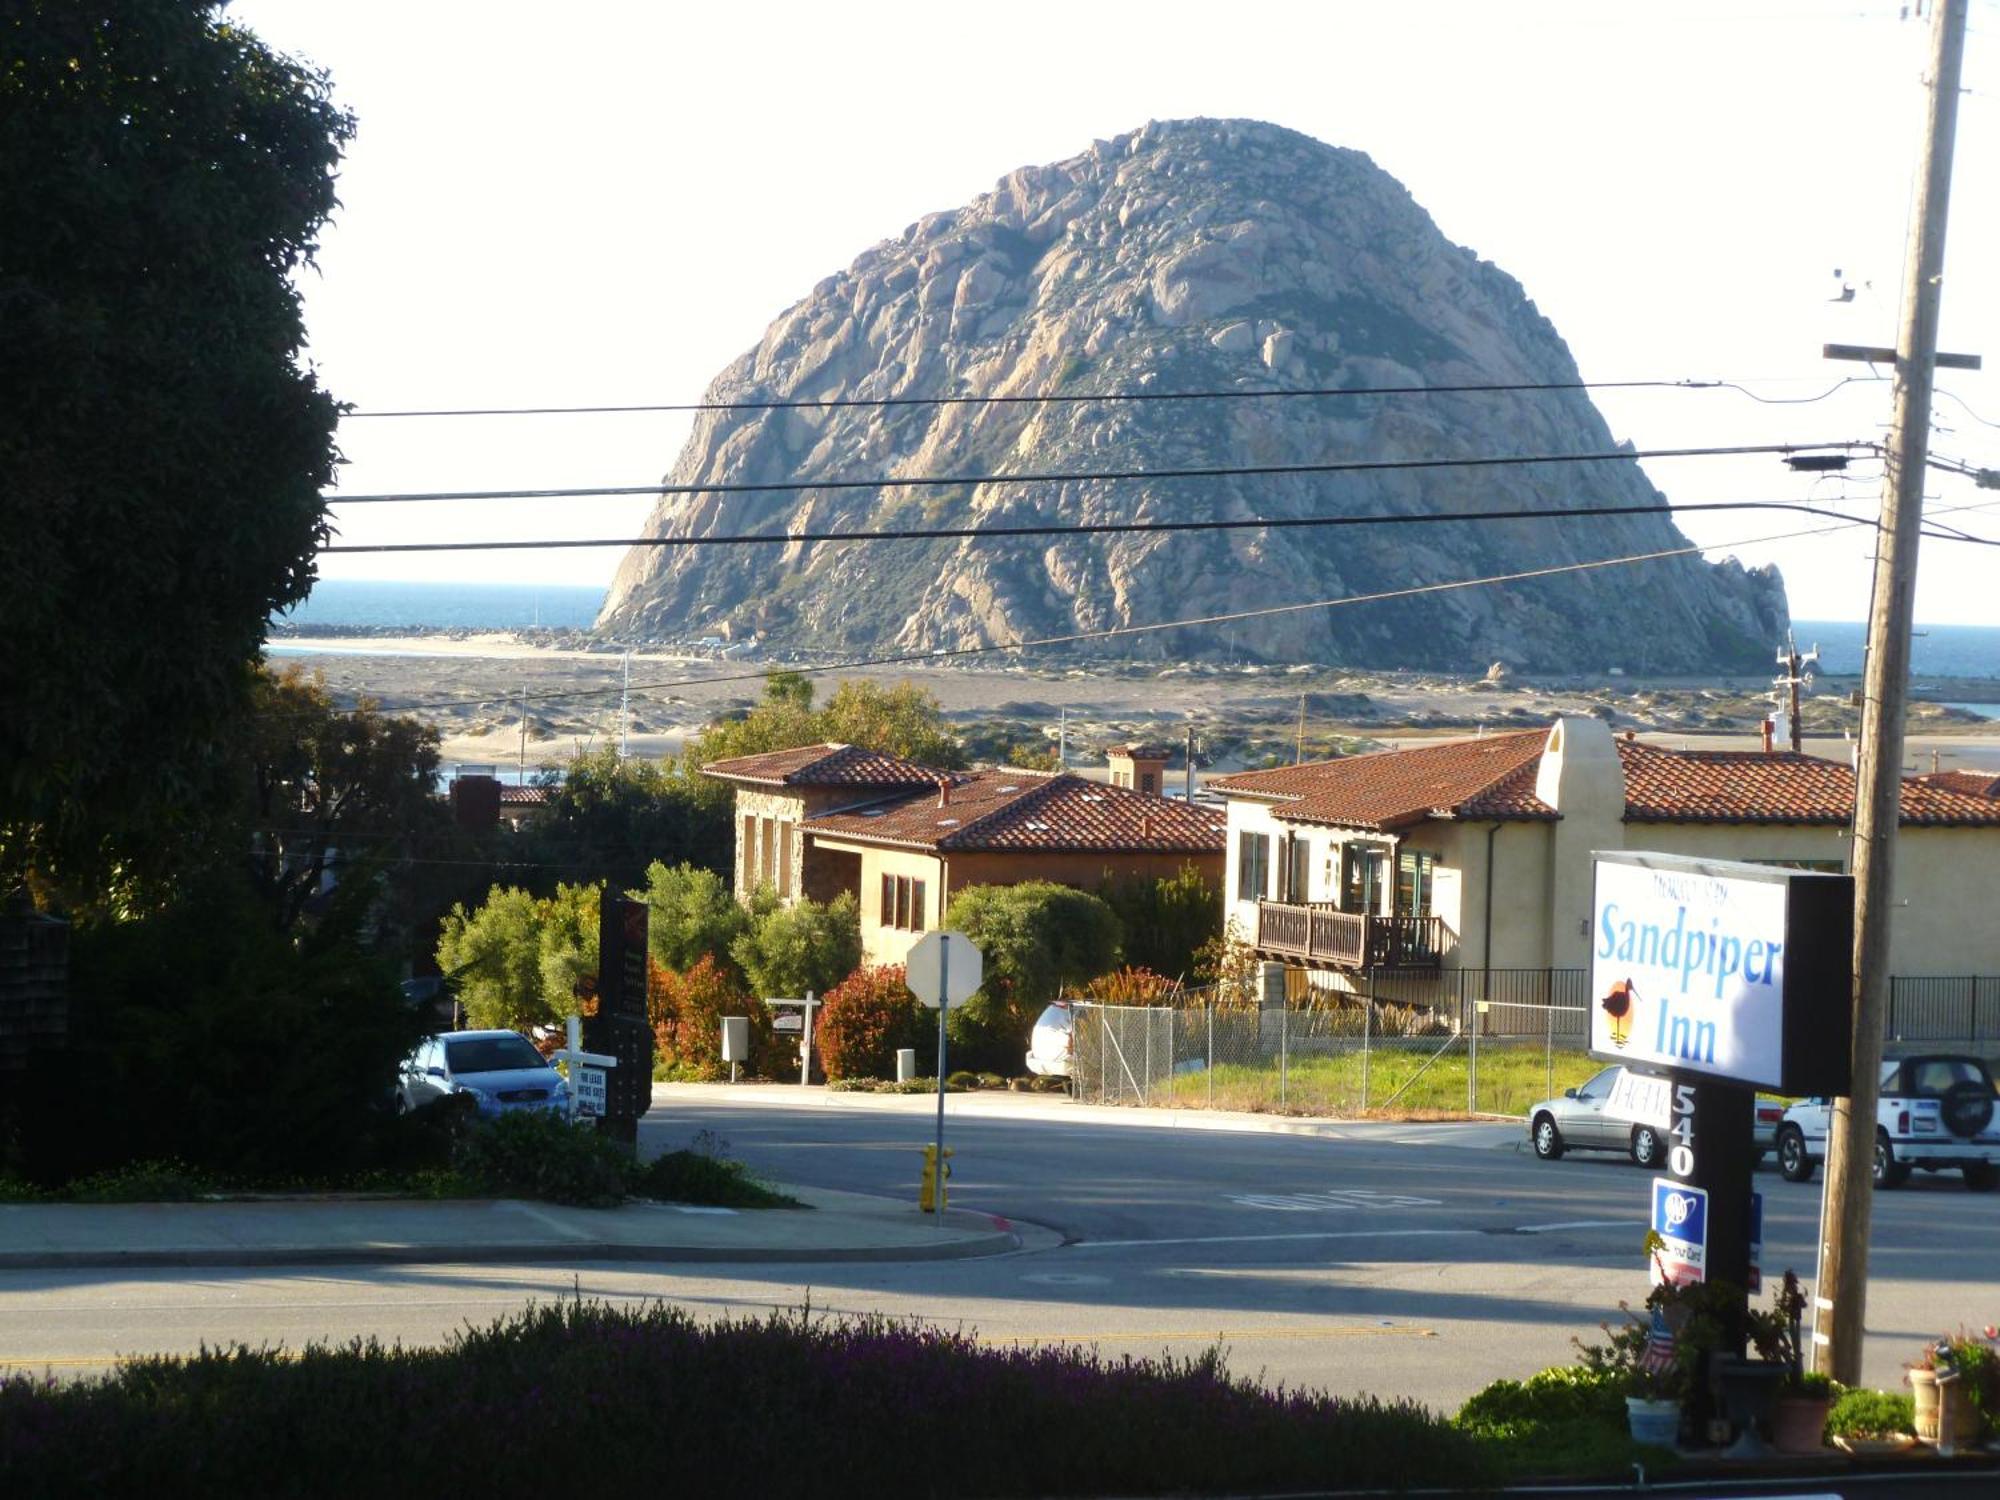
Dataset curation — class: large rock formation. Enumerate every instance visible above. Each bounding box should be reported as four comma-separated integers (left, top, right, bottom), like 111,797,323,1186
597,119,1787,672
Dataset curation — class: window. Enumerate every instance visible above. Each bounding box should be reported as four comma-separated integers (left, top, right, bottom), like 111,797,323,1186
1140,771,1157,794
881,873,928,931
1341,844,1385,914
758,819,777,892
1283,834,1312,902
776,820,794,894
741,814,757,886
1396,849,1436,917
1237,831,1270,901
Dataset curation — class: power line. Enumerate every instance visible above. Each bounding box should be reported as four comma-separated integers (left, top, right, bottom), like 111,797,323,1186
323,440,1875,505
290,495,2000,722
319,495,1887,556
335,376,1880,421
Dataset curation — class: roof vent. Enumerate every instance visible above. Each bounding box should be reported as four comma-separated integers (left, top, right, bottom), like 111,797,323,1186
1024,820,1050,831
938,817,960,827
1080,793,1105,802
997,784,1019,793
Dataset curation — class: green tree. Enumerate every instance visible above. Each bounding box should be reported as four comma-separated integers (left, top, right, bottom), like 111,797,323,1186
690,674,966,770
436,882,601,1032
522,747,731,891
1098,865,1222,982
944,882,1123,1051
0,2,355,907
638,861,751,973
730,892,862,1001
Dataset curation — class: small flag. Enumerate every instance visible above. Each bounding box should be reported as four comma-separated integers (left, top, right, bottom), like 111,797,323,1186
1638,1308,1678,1375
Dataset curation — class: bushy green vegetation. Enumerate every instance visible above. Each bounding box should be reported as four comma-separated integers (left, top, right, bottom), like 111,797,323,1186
631,1146,799,1209
1826,1386,1914,1439
0,1301,1493,1497
637,860,751,973
1098,864,1220,981
730,890,861,1002
693,672,967,769
435,880,601,1031
945,881,1121,1070
1455,1365,1672,1479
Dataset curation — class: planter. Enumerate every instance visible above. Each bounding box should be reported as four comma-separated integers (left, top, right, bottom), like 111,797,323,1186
1909,1367,1981,1447
1770,1393,1832,1454
1626,1395,1682,1446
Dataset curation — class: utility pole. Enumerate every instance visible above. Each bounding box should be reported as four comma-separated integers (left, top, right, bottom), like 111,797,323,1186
517,682,528,785
1773,632,1818,755
1185,723,1197,802
619,651,632,759
1295,692,1307,764
1818,0,1967,1387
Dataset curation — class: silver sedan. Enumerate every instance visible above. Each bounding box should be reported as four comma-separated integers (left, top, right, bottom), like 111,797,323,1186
1527,1065,1779,1168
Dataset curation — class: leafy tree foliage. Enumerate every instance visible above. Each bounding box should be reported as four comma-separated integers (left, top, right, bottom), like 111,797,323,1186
943,882,1122,1053
436,882,601,1032
1097,864,1221,982
521,748,731,893
692,675,966,770
650,955,766,1078
637,861,751,974
730,892,862,1001
0,3,355,905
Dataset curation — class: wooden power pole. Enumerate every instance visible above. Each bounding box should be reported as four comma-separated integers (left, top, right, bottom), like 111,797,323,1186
1817,0,1968,1386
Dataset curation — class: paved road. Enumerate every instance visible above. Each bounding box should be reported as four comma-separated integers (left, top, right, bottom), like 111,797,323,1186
2,1091,1992,1412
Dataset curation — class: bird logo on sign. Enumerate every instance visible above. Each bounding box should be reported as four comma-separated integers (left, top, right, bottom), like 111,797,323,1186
1601,978,1637,1048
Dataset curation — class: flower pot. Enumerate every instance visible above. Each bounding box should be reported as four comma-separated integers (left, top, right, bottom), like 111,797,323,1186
1909,1367,1980,1447
1770,1393,1832,1454
1626,1395,1682,1446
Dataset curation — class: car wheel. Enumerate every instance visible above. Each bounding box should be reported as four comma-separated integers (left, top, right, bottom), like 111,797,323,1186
1777,1126,1815,1183
1532,1114,1565,1160
1873,1133,1911,1189
1964,1161,1998,1192
1630,1125,1663,1168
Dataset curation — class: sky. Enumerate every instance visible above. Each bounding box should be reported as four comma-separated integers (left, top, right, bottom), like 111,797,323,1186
230,0,2000,626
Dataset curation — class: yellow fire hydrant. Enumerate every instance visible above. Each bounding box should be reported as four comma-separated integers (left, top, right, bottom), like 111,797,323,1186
919,1144,954,1214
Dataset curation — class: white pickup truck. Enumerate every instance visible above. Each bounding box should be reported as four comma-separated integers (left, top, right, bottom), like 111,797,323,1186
1775,1053,2000,1190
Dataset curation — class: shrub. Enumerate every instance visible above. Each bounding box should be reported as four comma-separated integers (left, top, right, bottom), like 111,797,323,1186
947,1070,982,1090
731,891,862,1002
1826,1387,1914,1439
453,1111,631,1207
1455,1365,1658,1478
62,1161,216,1203
0,1301,1496,1496
632,1148,800,1209
651,956,766,1078
1078,966,1184,1006
944,881,1122,1070
1098,864,1220,981
815,965,924,1081
637,861,751,974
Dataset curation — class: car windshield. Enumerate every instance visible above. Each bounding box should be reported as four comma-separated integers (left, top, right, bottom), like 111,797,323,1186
446,1036,546,1074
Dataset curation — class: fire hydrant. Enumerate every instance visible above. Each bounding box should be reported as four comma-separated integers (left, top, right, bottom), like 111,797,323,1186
919,1144,954,1214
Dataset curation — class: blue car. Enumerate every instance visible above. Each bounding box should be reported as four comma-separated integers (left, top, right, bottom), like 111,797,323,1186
397,1030,569,1119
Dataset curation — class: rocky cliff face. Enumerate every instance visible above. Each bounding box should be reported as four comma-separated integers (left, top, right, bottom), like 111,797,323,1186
597,119,1787,672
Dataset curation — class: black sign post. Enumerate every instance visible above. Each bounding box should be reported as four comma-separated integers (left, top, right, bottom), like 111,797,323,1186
586,893,654,1151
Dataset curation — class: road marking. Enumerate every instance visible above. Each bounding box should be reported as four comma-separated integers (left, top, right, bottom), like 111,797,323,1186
974,1324,1437,1346
502,1202,596,1241
1076,1228,1483,1249
1514,1219,1631,1234
1227,1189,1444,1212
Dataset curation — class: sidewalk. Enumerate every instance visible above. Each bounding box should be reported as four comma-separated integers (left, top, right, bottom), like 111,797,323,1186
0,1184,1041,1272
648,1080,1530,1150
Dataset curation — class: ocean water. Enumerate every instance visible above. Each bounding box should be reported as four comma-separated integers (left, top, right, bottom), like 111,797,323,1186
274,579,607,631
1792,621,2000,681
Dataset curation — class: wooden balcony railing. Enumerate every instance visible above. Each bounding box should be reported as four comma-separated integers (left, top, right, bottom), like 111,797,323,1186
1253,901,1443,970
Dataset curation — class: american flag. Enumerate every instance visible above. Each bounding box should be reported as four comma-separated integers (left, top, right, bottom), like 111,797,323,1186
1638,1308,1678,1375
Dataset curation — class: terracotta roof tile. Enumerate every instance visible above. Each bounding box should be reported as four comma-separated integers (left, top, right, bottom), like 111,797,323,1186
1914,769,2000,800
1617,741,2000,826
700,742,946,788
497,785,550,806
805,771,1225,853
1209,731,1555,830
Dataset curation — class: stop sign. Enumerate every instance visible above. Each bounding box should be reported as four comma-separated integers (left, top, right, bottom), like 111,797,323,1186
904,930,982,1009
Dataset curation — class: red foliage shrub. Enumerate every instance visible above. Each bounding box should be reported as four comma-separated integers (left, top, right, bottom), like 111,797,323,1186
1078,966,1185,1006
651,956,767,1077
815,965,924,1081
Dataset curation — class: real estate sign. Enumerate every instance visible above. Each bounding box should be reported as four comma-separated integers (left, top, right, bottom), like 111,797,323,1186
1590,852,1853,1095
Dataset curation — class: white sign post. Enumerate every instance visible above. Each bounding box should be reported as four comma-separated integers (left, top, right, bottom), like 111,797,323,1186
763,992,820,1085
905,930,982,1224
553,1015,617,1123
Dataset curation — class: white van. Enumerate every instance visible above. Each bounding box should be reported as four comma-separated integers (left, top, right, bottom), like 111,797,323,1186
1024,1001,1073,1078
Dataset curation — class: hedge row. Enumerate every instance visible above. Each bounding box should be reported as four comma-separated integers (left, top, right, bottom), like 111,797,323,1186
0,1300,1491,1497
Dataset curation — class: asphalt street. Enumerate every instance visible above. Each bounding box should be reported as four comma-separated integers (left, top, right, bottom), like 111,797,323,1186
2,1090,1994,1413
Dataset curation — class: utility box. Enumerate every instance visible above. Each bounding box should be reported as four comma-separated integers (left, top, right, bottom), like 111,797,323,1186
721,1016,749,1063
895,1047,917,1083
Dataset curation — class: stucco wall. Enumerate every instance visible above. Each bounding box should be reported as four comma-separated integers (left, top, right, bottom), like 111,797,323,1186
731,789,809,901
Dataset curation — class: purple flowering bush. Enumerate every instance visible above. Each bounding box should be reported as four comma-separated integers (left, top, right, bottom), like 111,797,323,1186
0,1300,1490,1496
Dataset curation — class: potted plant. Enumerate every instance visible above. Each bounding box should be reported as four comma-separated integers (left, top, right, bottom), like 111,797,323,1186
1906,1329,1997,1451
1746,1271,1833,1454
1825,1387,1916,1455
1574,1265,1691,1446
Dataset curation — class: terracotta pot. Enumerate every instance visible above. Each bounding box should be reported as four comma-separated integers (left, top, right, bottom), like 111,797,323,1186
1909,1367,1980,1447
1770,1393,1831,1454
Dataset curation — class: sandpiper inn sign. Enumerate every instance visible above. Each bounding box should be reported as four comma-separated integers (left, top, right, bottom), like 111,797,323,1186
1590,851,1854,1096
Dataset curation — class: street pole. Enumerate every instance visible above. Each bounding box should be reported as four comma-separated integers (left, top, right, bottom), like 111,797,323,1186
934,939,950,1227
1819,0,1967,1387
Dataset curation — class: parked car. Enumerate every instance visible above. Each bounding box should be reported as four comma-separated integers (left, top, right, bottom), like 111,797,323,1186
397,1030,569,1120
1024,1001,1073,1079
1527,1064,1781,1167
1774,1054,2000,1190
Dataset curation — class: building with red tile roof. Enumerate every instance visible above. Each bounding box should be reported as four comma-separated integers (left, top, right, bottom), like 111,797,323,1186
701,746,1223,967
1213,717,2000,986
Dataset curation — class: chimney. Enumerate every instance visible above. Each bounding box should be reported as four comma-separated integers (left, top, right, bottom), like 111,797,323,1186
1760,717,1775,755
937,777,951,808
1140,811,1153,840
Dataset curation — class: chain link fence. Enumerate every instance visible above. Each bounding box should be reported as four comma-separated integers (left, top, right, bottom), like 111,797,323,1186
1071,969,1596,1118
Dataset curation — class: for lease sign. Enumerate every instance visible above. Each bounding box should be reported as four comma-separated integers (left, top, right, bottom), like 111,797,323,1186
1592,857,1789,1087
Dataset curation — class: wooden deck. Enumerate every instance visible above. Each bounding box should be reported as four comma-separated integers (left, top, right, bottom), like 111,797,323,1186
1254,901,1443,970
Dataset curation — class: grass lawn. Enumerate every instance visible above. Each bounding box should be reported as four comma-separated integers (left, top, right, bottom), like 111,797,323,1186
1160,1044,1601,1118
